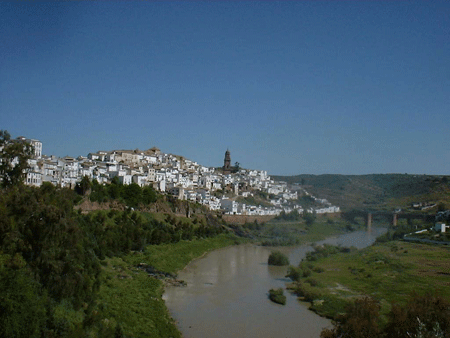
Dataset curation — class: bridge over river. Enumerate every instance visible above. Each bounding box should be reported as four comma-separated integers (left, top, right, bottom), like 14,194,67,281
341,210,436,230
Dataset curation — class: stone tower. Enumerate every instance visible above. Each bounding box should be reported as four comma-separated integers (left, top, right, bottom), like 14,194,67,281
223,149,231,175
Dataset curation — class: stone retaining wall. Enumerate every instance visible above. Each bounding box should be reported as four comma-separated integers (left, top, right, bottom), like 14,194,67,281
222,215,276,225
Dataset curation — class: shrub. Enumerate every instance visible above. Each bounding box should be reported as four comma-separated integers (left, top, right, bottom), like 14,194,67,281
306,278,321,287
268,288,286,305
286,266,303,281
313,266,325,273
268,251,290,266
295,282,322,302
297,262,313,277
274,210,301,221
306,244,351,261
384,292,450,338
320,297,382,338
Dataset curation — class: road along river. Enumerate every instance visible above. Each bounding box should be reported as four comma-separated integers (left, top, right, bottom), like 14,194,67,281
163,228,386,338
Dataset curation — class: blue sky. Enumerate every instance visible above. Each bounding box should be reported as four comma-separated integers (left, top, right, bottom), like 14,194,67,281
1,1,449,175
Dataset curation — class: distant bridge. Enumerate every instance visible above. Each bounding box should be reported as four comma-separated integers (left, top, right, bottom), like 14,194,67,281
341,210,435,230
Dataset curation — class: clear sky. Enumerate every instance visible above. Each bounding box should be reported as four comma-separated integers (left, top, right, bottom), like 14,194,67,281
1,1,449,176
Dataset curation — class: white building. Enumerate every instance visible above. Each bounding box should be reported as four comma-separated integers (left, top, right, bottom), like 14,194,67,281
25,170,42,187
435,223,449,233
118,175,132,185
28,139,42,158
133,175,148,187
220,198,239,214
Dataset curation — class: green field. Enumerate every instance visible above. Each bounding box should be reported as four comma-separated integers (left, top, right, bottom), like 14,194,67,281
288,241,450,321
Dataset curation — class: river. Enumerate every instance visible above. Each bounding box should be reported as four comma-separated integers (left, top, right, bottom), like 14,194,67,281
163,227,386,338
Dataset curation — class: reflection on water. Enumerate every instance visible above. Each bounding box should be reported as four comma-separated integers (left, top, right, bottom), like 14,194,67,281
164,228,386,338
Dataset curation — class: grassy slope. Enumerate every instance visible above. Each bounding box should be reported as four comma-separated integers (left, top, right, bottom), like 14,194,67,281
98,257,180,337
291,241,450,321
273,174,450,211
97,234,243,337
126,234,243,274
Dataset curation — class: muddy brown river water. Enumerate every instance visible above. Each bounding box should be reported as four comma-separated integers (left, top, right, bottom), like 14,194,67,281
163,228,386,338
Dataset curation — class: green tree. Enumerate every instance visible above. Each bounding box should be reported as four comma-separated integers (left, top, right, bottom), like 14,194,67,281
0,186,101,307
108,177,122,200
122,183,142,207
0,130,33,188
78,175,92,196
142,185,157,204
298,195,315,208
268,251,290,266
303,210,316,226
89,179,108,203
0,255,47,338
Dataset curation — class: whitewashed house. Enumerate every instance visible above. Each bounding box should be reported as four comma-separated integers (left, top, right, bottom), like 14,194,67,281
133,175,148,187
146,168,156,182
220,198,239,214
118,175,132,185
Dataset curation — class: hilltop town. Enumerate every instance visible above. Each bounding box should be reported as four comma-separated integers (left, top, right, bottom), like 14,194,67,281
16,136,340,216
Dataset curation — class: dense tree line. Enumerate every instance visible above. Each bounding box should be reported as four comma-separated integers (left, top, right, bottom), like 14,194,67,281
80,209,223,260
0,184,101,337
273,209,316,226
0,182,224,337
75,176,158,207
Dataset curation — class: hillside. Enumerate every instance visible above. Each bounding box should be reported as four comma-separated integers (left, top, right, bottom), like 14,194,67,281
272,174,450,211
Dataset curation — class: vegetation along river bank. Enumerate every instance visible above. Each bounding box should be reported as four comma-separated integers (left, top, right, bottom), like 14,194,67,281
105,214,352,337
286,234,450,337
163,227,385,338
2,141,448,337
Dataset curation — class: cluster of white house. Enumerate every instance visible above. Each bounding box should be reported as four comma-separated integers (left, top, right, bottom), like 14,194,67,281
17,138,340,216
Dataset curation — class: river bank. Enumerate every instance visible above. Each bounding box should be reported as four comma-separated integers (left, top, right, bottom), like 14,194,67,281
164,228,385,338
97,233,244,337
96,219,351,337
289,239,450,322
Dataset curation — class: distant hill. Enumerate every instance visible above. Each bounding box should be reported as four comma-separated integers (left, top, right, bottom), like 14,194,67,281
272,174,450,211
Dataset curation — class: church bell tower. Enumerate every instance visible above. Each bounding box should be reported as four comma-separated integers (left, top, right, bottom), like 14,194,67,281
223,149,231,175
